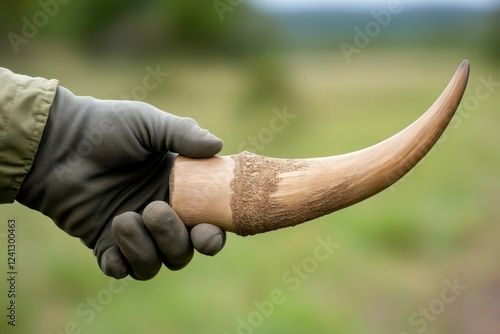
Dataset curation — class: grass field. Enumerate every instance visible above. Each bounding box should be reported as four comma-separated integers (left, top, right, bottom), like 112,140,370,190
1,46,499,334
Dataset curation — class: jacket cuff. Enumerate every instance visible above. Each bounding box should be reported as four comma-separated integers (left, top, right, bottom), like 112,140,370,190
0,67,58,203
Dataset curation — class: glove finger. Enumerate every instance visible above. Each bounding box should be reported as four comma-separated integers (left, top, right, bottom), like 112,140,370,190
100,245,130,279
92,220,131,278
190,224,226,256
125,102,223,158
142,201,194,270
164,116,223,158
112,212,162,280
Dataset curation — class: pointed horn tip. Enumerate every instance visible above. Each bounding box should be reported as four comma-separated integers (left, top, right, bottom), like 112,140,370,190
443,60,470,95
460,59,470,70
457,59,470,83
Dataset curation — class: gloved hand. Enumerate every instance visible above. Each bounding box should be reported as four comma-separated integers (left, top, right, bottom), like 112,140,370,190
16,85,226,280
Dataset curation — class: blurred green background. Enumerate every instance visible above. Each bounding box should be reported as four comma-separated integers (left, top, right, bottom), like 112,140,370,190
1,1,499,333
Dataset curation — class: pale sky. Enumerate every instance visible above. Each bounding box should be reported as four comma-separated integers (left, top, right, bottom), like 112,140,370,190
251,0,499,11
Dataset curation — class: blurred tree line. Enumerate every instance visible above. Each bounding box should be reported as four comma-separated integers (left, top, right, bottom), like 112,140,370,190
1,1,498,61
0,0,287,57
0,0,298,119
486,8,500,64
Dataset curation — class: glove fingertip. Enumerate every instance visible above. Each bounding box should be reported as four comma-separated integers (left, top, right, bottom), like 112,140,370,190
207,136,224,156
190,224,226,256
170,117,223,158
182,134,223,158
100,246,130,279
143,201,194,270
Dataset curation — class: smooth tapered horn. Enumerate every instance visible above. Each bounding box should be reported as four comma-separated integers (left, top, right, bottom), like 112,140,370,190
169,60,470,236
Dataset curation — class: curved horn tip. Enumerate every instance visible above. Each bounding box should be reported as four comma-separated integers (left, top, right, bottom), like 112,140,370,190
458,59,470,78
460,59,470,70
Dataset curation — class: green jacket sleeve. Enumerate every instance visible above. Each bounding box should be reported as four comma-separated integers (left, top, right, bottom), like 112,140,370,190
0,67,58,203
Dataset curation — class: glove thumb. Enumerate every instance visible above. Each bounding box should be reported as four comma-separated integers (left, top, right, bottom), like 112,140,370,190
126,102,223,158
165,116,224,158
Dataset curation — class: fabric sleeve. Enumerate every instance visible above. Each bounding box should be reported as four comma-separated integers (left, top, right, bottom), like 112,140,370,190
0,67,58,203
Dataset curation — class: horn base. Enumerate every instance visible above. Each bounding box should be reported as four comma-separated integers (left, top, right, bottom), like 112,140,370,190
230,152,309,236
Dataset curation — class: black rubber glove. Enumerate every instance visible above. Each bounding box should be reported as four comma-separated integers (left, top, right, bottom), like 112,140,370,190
16,86,226,280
